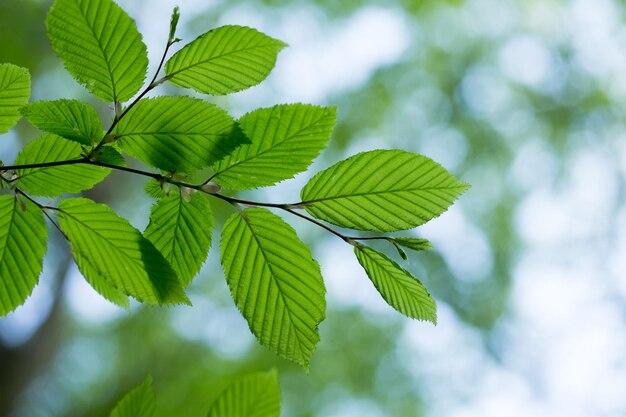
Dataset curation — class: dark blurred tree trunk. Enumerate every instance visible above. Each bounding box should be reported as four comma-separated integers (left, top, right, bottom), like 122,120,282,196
0,254,70,417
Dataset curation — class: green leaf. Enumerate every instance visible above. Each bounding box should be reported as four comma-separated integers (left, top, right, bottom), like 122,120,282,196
301,150,469,232
0,195,47,316
21,99,102,145
110,375,156,417
212,104,336,190
57,198,190,306
393,237,432,252
14,134,112,197
0,63,30,134
220,208,325,369
113,96,246,172
46,0,148,102
165,25,286,95
354,246,436,323
144,192,213,286
207,370,280,417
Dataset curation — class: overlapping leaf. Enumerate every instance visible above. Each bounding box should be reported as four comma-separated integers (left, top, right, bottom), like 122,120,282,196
300,150,470,232
207,370,280,417
110,375,156,417
221,208,325,369
212,104,336,190
355,246,436,323
58,198,189,305
113,96,246,172
165,25,286,95
0,195,47,316
144,192,213,286
14,134,112,197
46,0,148,102
0,63,30,134
21,99,102,145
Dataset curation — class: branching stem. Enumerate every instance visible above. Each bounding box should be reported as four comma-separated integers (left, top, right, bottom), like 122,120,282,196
2,157,390,246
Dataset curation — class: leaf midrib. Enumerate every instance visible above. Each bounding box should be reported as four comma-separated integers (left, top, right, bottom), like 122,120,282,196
302,184,468,205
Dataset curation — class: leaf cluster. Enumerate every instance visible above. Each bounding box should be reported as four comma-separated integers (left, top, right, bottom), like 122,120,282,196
0,0,468,369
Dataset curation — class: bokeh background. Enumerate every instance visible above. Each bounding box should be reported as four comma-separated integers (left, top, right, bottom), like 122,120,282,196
1,0,626,416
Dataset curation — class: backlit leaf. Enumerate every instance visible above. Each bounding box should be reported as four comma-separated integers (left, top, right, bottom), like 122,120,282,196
21,99,102,145
355,245,436,323
221,208,325,369
207,370,280,417
113,96,246,172
0,63,30,134
58,198,190,305
144,192,213,286
301,150,469,232
46,0,148,102
212,104,336,190
14,134,112,197
0,195,47,316
165,25,286,95
110,375,156,417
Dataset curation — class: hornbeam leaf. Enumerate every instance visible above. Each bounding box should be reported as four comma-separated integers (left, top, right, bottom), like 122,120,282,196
220,208,325,369
393,237,432,252
165,25,286,95
21,99,103,145
58,198,190,306
212,104,336,190
15,134,112,197
0,63,30,134
144,192,214,286
300,150,470,232
354,246,436,323
110,375,156,417
207,370,280,417
46,0,148,102
113,96,246,172
0,195,47,316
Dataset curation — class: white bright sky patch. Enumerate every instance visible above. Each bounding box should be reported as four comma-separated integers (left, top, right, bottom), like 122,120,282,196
63,264,125,324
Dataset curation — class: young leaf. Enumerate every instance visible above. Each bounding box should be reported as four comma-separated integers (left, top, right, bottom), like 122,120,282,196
0,195,47,316
57,198,190,306
393,237,432,252
0,63,30,134
144,192,214,286
113,96,246,173
14,134,112,197
354,246,436,323
164,25,286,95
46,0,148,102
21,99,102,145
110,375,156,417
300,150,469,232
207,370,280,417
220,208,325,369
144,179,168,199
212,104,336,190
